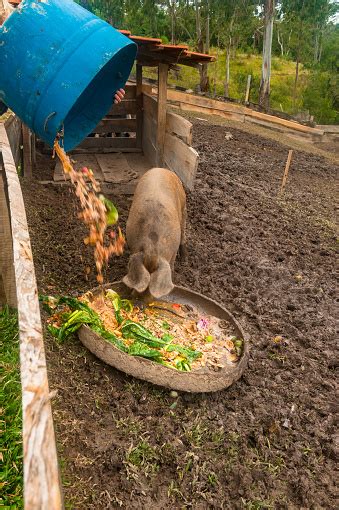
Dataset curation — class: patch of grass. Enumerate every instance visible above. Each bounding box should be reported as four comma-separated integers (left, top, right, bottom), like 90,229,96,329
0,307,23,509
115,416,143,438
183,414,225,450
125,440,160,477
207,471,219,487
248,446,286,477
123,380,143,399
241,499,275,510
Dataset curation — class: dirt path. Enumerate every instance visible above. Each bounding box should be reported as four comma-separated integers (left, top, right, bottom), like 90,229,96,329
22,118,337,509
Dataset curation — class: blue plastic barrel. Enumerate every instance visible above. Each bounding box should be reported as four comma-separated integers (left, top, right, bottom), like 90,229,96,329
0,0,137,151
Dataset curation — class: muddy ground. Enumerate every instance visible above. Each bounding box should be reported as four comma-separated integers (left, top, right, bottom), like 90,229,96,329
22,118,337,510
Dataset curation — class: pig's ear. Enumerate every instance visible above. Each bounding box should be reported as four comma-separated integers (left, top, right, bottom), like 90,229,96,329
149,258,174,299
123,253,150,293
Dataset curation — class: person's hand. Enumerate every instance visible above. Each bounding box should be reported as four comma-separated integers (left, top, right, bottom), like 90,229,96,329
114,88,125,104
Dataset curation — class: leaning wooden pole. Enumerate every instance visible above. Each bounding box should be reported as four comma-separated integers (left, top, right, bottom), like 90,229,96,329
0,124,63,510
279,149,293,194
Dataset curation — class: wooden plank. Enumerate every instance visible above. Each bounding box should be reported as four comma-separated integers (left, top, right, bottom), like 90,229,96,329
164,132,199,191
141,83,155,96
178,101,246,123
156,63,168,167
54,154,104,182
96,153,139,183
245,110,324,136
167,89,248,115
142,113,157,167
143,112,157,146
0,164,16,307
166,111,192,145
78,137,137,149
244,115,321,140
92,118,137,134
143,92,157,118
136,64,143,149
143,93,193,144
124,84,136,99
70,147,142,154
0,124,63,510
22,124,32,179
167,89,325,136
5,114,22,167
108,99,138,115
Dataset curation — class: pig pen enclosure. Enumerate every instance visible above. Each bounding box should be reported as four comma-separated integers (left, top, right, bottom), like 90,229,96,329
2,108,336,509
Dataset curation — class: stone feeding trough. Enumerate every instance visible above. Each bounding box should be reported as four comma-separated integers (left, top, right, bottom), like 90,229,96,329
78,282,249,393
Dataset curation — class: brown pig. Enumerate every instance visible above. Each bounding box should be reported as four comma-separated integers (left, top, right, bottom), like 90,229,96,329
123,167,187,299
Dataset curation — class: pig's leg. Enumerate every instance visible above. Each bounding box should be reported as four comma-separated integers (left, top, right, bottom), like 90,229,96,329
179,205,188,261
170,254,176,272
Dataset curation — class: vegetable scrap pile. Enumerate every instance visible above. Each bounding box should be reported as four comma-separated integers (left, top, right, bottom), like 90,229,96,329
41,290,243,372
53,141,125,283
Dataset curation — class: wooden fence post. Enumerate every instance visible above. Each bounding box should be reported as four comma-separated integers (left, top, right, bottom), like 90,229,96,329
136,64,143,149
156,63,168,167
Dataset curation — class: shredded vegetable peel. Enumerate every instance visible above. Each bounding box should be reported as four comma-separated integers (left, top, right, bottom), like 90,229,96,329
41,290,243,371
53,141,125,283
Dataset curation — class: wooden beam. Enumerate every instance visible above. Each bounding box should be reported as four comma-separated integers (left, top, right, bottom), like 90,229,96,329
136,64,143,149
108,100,138,115
78,137,137,149
0,124,63,510
156,63,168,167
92,118,137,134
70,147,142,155
22,124,32,179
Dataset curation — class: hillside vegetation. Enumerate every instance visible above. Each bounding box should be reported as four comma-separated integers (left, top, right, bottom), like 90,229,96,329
144,52,310,116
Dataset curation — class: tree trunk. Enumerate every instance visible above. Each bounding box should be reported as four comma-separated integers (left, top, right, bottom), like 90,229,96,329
277,29,284,57
199,1,210,93
314,27,319,63
293,55,299,110
224,42,231,97
171,0,175,45
224,13,235,99
259,0,275,109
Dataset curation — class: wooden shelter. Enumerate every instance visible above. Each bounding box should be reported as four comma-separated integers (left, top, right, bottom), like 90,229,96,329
17,31,213,190
50,31,215,190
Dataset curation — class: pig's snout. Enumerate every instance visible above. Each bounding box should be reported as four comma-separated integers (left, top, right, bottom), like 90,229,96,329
123,252,174,299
